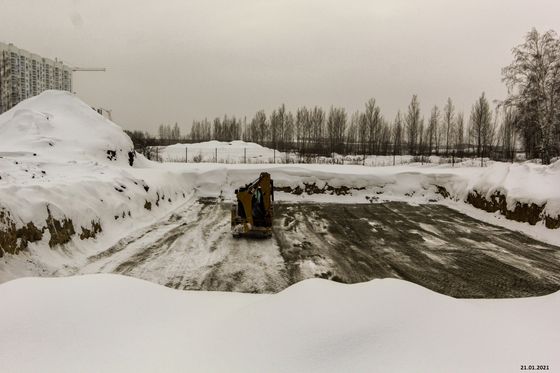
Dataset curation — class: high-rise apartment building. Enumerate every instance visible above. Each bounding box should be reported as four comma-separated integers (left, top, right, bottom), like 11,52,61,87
0,42,72,114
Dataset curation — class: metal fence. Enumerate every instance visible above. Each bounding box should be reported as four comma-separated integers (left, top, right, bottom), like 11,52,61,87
140,145,529,167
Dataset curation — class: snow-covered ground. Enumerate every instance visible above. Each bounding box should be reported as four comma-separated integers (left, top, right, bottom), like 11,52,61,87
1,91,560,372
0,274,558,373
1,91,560,280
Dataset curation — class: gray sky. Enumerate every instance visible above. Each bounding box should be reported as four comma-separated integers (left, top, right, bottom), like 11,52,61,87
1,0,559,134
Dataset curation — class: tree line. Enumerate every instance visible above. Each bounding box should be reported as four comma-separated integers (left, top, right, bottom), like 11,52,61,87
187,92,516,162
133,28,560,165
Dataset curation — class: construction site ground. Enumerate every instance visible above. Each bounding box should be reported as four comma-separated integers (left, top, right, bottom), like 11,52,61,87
69,199,560,298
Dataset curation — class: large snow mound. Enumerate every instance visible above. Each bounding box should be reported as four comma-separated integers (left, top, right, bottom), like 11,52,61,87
0,91,190,262
160,140,280,162
0,90,133,165
0,274,558,372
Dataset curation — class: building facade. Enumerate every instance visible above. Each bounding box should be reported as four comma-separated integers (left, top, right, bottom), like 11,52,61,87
0,42,72,114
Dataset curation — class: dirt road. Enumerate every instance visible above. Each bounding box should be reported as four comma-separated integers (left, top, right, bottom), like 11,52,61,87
78,199,560,298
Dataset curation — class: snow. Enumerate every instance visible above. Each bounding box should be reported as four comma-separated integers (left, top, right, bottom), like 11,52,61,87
0,92,559,372
160,140,282,163
0,90,133,166
1,90,559,284
0,274,557,373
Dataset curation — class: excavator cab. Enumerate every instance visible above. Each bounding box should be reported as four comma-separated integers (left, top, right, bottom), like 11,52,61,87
231,172,274,238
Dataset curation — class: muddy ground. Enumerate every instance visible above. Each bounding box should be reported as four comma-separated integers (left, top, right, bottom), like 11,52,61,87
76,199,560,298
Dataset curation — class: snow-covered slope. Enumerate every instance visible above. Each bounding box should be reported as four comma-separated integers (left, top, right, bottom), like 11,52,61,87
0,274,557,373
0,90,133,165
0,91,192,262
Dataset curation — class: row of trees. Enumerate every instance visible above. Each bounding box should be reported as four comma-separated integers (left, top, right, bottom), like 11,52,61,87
157,123,181,143
190,116,243,142
188,93,505,161
148,28,559,164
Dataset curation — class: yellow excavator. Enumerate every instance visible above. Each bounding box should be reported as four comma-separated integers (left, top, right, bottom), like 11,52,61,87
231,172,274,238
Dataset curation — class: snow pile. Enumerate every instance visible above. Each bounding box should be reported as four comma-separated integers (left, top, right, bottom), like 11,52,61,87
0,91,192,263
0,90,133,165
160,140,283,163
0,274,557,373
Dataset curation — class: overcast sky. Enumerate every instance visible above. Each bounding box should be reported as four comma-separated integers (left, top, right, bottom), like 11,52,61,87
1,0,559,133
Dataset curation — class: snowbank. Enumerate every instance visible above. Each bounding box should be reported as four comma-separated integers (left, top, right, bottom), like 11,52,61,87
0,274,557,373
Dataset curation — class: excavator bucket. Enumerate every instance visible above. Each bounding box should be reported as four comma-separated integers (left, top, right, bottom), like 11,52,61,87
231,172,274,238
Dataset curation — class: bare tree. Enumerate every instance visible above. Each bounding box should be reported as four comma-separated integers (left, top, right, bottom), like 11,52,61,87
309,107,325,154
326,106,347,155
405,95,421,155
443,98,455,154
393,111,403,157
346,111,360,155
456,112,465,157
427,105,440,155
502,28,560,164
497,107,518,161
363,98,382,155
284,111,295,151
296,107,310,156
270,105,287,150
469,92,493,165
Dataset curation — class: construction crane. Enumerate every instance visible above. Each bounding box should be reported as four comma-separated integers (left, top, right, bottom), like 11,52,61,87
71,67,106,72
68,64,106,96
70,65,110,120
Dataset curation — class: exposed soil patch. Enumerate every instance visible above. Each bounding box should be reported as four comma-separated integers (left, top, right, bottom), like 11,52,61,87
0,209,43,257
45,207,75,247
0,206,106,257
465,190,559,228
275,182,364,196
435,185,450,198
80,221,102,240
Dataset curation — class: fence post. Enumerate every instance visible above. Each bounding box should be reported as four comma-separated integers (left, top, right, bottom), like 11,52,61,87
215,148,217,163
274,149,276,164
244,148,247,163
185,147,188,163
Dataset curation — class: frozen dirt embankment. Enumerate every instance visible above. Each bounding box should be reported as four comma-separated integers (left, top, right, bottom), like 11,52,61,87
0,274,558,373
459,161,560,229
